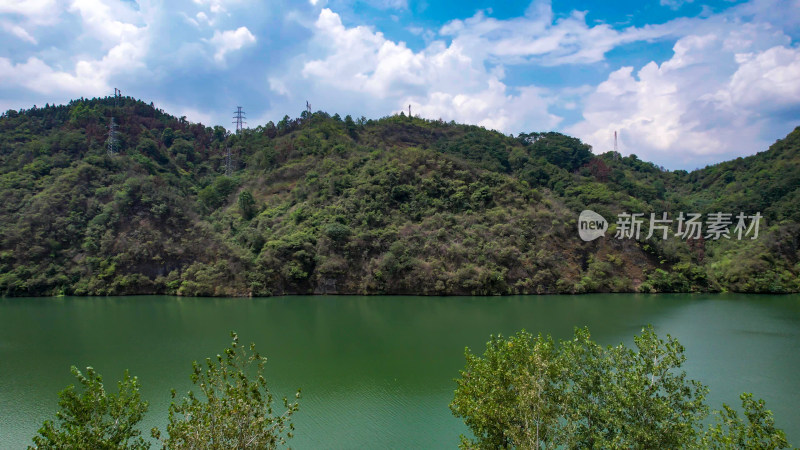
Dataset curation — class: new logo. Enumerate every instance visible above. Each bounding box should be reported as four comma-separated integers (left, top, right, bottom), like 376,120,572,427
578,210,607,241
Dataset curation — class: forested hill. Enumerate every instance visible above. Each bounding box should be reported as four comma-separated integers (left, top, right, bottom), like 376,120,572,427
1,97,798,296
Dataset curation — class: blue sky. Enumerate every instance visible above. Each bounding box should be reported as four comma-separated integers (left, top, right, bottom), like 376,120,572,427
1,0,798,169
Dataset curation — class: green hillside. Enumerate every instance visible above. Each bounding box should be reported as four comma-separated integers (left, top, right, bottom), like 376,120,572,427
0,97,798,296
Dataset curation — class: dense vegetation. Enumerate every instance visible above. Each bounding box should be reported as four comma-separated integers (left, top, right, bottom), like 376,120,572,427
451,327,790,449
0,97,798,296
30,333,300,449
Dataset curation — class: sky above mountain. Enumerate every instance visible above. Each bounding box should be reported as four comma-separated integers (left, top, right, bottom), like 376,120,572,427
1,0,798,169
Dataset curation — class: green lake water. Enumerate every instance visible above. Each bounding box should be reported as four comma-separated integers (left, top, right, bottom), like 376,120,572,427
1,294,798,448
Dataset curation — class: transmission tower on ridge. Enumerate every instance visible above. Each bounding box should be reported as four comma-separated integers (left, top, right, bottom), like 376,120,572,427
106,88,124,156
614,130,618,152
228,106,245,176
233,106,246,133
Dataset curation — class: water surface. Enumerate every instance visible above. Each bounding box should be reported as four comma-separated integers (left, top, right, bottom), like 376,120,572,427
1,294,798,448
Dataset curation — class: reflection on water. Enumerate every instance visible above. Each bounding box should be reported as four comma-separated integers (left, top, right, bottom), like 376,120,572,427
1,294,798,448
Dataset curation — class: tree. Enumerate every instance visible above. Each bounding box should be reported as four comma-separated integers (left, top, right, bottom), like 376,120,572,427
264,121,277,138
561,327,709,448
161,127,174,147
199,176,238,210
30,366,149,450
277,115,291,135
702,393,789,449
450,331,560,449
324,222,350,243
238,190,256,220
451,327,788,449
68,103,101,126
344,114,357,139
152,332,301,449
518,131,593,172
136,138,167,165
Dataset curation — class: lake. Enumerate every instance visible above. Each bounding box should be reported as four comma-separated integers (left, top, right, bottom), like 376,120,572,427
1,294,798,448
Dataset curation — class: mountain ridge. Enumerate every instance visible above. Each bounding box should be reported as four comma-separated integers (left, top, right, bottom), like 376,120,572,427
0,97,797,296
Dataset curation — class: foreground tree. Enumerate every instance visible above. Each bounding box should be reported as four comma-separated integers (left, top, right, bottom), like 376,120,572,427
449,331,560,448
557,327,708,448
152,332,301,449
702,393,789,449
238,190,256,220
32,333,300,449
451,326,789,449
30,366,149,449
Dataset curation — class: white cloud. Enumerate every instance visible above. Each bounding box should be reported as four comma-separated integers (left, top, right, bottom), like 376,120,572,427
0,0,149,99
0,0,797,170
292,8,561,133
205,26,256,63
193,0,232,15
0,0,63,45
724,45,800,111
660,0,694,10
436,1,672,67
568,22,800,168
409,82,561,131
182,10,214,28
0,0,62,25
176,106,214,126
0,56,107,94
370,0,408,9
283,1,705,139
269,77,290,96
68,0,147,51
0,20,37,43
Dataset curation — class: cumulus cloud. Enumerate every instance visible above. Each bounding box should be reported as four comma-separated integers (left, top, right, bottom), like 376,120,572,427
0,0,62,45
436,0,672,66
660,0,694,10
206,26,256,63
193,0,232,15
269,1,800,165
0,0,148,101
369,0,409,9
284,0,702,135
0,0,797,169
69,0,142,42
724,46,800,112
568,20,800,168
293,7,566,133
0,0,62,25
0,56,105,94
0,20,37,44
